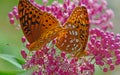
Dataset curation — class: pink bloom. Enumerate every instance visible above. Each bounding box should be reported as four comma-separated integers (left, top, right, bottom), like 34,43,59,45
88,28,120,71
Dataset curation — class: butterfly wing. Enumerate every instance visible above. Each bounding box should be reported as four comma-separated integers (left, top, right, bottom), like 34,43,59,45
18,0,62,51
18,0,44,43
29,12,62,51
56,6,89,57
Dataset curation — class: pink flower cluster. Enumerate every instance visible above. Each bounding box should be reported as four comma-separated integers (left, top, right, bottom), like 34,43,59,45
8,0,120,75
21,45,95,75
8,6,18,24
8,6,20,29
88,28,120,72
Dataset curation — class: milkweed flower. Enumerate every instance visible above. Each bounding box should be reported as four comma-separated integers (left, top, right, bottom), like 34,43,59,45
88,28,120,72
8,0,120,75
21,45,95,75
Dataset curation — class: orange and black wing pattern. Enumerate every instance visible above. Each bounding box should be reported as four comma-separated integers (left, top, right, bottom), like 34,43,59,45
56,6,89,57
18,0,62,51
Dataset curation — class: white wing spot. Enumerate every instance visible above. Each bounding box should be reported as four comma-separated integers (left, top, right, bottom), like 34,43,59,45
73,44,76,46
68,24,71,28
74,31,78,36
76,39,79,42
70,39,74,43
77,48,81,52
74,44,78,50
67,45,70,48
75,44,78,48
72,48,74,50
72,30,75,35
72,25,76,28
69,31,72,35
65,35,67,38
61,43,64,47
64,39,67,42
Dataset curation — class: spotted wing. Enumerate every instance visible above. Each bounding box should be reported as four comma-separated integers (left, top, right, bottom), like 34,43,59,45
29,12,62,51
18,0,62,51
18,0,44,43
56,6,89,57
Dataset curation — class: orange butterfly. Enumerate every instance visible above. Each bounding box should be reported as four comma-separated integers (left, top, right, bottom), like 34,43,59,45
18,0,62,51
55,6,89,57
18,0,89,58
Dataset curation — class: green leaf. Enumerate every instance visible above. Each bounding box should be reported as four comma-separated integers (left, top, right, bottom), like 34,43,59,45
0,54,25,75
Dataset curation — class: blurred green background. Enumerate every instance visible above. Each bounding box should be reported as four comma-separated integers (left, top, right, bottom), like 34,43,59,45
0,0,120,75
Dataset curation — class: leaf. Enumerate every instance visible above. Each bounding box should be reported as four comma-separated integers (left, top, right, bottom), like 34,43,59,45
0,54,25,75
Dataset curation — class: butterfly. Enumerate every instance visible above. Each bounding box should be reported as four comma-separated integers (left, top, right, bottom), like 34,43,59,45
55,6,89,58
18,0,89,58
18,0,62,51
